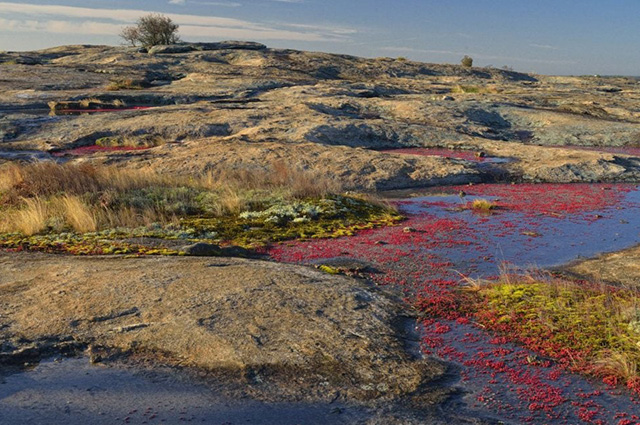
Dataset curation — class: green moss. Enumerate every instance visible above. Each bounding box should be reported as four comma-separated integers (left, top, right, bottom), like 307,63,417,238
318,265,340,274
181,195,400,247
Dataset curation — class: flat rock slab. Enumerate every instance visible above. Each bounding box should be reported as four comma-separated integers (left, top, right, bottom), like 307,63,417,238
0,252,446,405
561,243,640,287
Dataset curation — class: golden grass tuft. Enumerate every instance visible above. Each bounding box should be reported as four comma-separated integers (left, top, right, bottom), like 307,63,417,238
59,195,97,233
594,350,638,382
78,98,102,108
203,160,342,200
106,79,143,91
10,198,48,235
470,198,497,212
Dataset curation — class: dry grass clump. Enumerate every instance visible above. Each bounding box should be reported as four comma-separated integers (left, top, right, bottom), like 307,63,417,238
0,162,168,203
12,198,48,235
470,198,497,212
0,161,345,235
59,195,98,233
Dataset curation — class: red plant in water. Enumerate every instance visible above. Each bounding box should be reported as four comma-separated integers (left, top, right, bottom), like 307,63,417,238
268,184,640,423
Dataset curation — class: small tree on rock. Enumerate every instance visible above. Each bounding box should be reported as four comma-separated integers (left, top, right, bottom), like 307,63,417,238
120,14,180,48
461,55,473,68
120,26,140,47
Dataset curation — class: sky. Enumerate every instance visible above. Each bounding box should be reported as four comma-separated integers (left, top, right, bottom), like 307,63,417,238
0,0,638,75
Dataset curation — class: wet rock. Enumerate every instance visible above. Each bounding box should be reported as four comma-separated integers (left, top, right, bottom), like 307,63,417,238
598,86,622,93
15,55,41,65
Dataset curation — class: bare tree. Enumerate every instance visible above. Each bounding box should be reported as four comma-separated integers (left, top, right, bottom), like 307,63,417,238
119,26,140,47
120,14,180,48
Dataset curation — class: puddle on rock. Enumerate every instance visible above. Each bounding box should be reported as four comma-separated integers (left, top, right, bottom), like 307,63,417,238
0,150,56,162
0,357,363,425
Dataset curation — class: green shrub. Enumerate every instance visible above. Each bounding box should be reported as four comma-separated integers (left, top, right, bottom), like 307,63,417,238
461,55,473,68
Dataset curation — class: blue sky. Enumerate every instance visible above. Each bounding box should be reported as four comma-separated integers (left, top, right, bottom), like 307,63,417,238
0,0,638,75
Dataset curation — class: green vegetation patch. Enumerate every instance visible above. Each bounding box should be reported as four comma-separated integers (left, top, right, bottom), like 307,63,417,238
0,162,400,256
466,277,640,392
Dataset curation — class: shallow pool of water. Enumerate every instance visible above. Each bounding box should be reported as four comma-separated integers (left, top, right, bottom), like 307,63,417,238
0,357,363,425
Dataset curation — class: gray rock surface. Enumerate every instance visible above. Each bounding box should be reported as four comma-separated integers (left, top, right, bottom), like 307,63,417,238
1,43,640,188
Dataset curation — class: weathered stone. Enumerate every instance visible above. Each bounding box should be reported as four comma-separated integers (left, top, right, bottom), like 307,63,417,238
0,254,446,404
192,41,267,51
148,44,195,55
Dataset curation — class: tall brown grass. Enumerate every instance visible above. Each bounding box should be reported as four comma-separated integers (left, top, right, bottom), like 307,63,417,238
0,162,172,203
12,198,48,235
203,160,341,199
0,161,344,235
59,195,98,233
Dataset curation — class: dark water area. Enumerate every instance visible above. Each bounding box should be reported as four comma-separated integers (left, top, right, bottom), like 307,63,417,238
0,150,55,162
395,185,640,276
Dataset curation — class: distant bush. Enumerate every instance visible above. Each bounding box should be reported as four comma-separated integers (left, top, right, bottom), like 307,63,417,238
120,14,180,48
461,55,473,68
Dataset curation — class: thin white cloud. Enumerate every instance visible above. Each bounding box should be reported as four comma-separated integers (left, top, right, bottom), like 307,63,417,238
380,46,576,65
530,43,560,51
0,2,351,42
273,22,357,35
